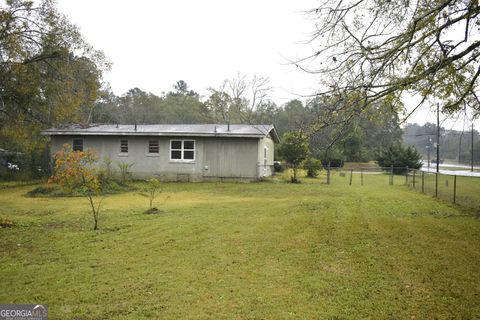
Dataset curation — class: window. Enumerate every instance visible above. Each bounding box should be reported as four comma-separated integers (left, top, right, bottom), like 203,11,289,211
170,140,195,161
263,146,268,171
148,140,159,153
73,138,83,152
120,139,128,154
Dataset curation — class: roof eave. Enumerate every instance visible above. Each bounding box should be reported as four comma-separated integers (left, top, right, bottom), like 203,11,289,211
40,131,266,139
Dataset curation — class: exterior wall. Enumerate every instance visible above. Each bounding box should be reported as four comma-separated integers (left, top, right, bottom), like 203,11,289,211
50,135,266,181
257,136,275,177
203,138,258,179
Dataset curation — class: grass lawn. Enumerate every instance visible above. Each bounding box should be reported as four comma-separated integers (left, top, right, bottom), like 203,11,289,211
1,175,480,319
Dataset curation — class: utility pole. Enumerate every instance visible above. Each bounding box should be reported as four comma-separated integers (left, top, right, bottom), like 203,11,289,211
436,103,440,174
472,122,474,172
427,136,431,172
427,136,432,172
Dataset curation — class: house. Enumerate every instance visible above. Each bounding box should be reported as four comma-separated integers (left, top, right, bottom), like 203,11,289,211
41,124,280,181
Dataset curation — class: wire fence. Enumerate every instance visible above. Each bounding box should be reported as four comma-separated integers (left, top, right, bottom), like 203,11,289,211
323,166,480,211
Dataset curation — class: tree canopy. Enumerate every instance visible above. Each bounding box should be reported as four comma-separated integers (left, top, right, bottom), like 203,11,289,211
0,0,109,172
296,0,480,118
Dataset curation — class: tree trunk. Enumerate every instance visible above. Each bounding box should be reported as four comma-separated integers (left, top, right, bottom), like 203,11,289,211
87,194,98,230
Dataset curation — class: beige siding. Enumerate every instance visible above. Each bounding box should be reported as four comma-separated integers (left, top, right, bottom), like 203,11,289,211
203,138,258,179
257,136,275,177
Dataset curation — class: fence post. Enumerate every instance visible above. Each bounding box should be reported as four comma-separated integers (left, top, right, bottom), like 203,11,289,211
422,171,425,193
327,161,331,185
453,175,457,204
413,170,416,189
435,172,438,197
390,165,394,185
405,166,409,185
361,168,364,186
349,169,353,185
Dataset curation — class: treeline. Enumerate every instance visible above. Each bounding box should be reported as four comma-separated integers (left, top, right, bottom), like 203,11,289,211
403,123,480,163
0,0,404,179
92,81,403,163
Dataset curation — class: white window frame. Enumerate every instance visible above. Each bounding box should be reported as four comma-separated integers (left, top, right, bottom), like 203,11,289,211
170,139,195,162
72,138,83,152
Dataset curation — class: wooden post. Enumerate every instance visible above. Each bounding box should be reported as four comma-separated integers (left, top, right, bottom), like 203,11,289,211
413,170,416,189
422,171,425,193
453,175,457,204
327,161,331,185
435,172,438,197
390,165,394,185
405,166,409,185
361,168,364,186
349,169,353,185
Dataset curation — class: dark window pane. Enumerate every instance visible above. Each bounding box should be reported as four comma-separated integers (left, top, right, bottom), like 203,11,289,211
184,151,194,159
184,140,194,150
120,140,128,153
73,139,83,152
171,150,181,159
171,141,181,149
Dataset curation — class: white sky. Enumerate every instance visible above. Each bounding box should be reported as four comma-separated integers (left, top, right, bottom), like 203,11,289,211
57,0,319,102
55,0,478,130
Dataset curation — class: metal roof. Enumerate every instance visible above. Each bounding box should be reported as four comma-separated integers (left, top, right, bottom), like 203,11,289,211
41,124,280,143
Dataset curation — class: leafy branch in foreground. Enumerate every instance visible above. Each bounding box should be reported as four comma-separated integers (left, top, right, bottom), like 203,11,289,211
295,0,480,121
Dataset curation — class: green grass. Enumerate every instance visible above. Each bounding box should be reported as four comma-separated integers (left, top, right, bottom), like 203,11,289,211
1,176,480,319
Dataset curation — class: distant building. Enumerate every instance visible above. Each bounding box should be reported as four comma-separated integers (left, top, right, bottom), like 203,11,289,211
42,124,279,181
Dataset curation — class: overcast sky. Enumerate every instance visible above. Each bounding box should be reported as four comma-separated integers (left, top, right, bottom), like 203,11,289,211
57,0,319,102
56,0,477,131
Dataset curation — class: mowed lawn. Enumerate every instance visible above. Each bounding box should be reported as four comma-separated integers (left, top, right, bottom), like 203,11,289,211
1,176,480,319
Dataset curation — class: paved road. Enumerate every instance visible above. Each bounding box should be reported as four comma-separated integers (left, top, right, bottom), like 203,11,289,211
420,167,480,177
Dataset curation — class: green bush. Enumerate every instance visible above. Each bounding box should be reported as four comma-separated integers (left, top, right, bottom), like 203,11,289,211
302,157,322,177
376,144,422,174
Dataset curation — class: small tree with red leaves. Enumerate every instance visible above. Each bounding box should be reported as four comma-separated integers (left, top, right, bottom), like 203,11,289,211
49,144,102,230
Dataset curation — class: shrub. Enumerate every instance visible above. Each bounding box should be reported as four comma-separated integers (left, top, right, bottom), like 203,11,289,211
117,161,134,184
139,178,161,211
376,143,422,174
278,131,310,183
303,157,322,178
49,144,102,230
273,161,284,173
0,217,15,228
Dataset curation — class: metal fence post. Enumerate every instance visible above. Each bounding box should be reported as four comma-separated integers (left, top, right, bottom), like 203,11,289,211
422,171,425,193
327,161,331,185
361,168,363,186
453,175,457,204
390,165,394,185
435,172,438,197
405,166,409,185
349,169,353,185
413,170,416,189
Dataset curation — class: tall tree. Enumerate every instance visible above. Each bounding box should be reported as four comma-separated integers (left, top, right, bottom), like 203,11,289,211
207,74,272,124
0,0,108,173
296,0,480,118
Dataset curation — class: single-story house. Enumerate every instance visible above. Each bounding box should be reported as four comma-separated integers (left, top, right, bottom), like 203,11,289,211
41,124,280,181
